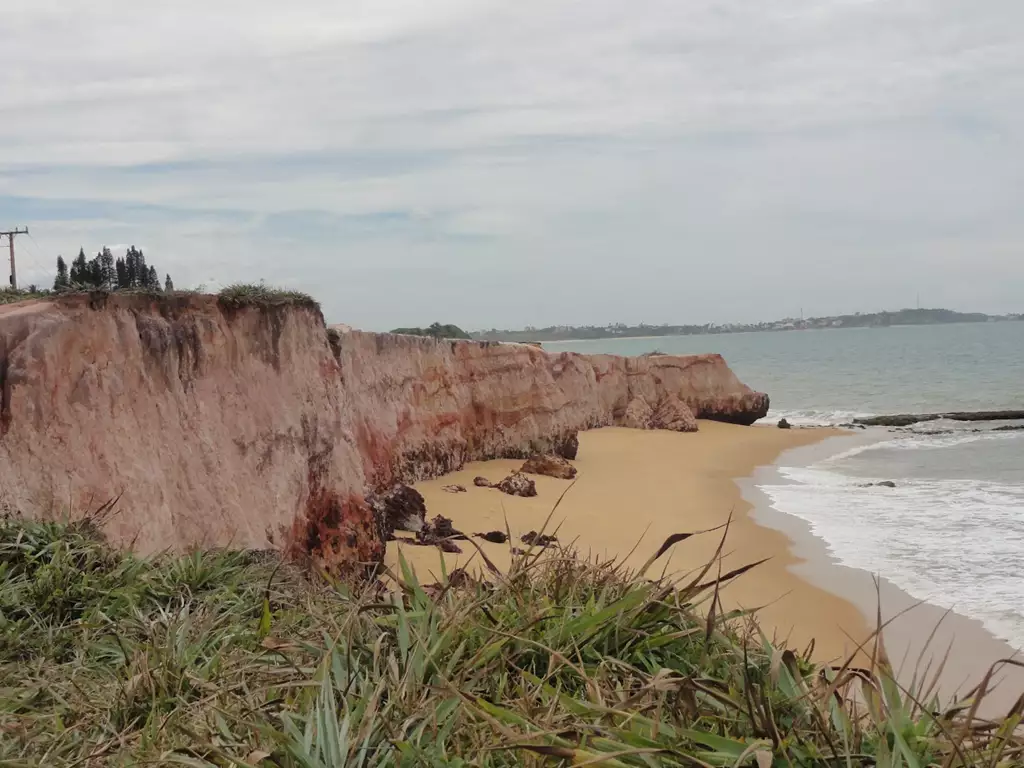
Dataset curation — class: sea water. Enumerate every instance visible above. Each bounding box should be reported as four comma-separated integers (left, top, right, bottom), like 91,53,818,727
546,322,1024,649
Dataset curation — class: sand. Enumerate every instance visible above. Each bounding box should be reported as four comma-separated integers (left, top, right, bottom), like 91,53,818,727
385,422,871,664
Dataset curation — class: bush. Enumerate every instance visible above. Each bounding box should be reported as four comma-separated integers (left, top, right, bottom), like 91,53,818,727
218,283,320,311
0,287,50,305
390,322,471,340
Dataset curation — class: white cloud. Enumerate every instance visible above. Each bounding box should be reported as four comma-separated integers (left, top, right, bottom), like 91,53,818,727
2,0,1023,327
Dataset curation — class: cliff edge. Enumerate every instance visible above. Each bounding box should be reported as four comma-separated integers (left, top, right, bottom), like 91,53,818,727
0,294,768,573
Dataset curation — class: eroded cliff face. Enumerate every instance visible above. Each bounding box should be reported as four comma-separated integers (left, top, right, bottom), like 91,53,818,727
0,295,767,572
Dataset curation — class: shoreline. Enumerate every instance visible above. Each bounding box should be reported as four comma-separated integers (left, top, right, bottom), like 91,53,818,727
744,436,1024,714
387,422,1024,714
386,422,872,665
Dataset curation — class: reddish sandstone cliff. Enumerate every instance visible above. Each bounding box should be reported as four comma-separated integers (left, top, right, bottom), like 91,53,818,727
0,294,767,572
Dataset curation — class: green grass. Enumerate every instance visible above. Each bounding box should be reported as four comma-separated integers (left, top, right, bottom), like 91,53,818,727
0,288,50,305
217,284,320,311
1,515,1021,766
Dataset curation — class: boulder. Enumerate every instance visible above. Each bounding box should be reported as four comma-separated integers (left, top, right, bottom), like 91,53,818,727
778,418,791,429
521,531,558,547
399,514,467,553
651,396,698,433
622,397,654,430
552,432,580,460
496,472,538,497
475,531,508,544
367,484,426,537
520,454,577,479
473,476,493,488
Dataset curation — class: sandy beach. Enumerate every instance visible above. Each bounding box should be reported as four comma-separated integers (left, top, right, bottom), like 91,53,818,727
385,422,871,664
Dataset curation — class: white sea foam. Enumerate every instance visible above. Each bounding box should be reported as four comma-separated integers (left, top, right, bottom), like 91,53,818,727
767,408,875,426
759,445,1024,650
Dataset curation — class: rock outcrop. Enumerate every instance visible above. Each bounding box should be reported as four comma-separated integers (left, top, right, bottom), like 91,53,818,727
0,293,768,574
367,484,427,537
520,454,577,480
853,410,1024,427
495,472,538,498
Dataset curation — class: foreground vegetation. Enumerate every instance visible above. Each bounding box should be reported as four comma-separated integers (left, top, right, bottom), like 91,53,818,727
1,516,1021,767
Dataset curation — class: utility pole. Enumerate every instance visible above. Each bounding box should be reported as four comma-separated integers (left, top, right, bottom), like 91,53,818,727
0,227,29,290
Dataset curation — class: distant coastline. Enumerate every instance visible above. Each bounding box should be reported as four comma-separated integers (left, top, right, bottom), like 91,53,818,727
473,307,1022,343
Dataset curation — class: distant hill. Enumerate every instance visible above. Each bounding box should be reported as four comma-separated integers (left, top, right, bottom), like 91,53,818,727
390,322,471,340
473,308,1021,343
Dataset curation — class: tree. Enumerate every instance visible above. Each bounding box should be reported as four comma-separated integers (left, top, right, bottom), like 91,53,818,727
99,248,115,290
125,247,139,288
88,255,103,287
164,274,174,292
53,256,69,291
70,249,88,286
147,266,160,290
115,257,128,289
135,249,148,288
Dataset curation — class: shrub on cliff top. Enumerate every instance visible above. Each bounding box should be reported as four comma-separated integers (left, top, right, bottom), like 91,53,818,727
0,287,50,305
218,283,320,311
390,321,471,340
1,515,1021,766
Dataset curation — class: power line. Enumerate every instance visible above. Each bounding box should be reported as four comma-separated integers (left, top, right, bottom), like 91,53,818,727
0,227,29,290
22,232,55,286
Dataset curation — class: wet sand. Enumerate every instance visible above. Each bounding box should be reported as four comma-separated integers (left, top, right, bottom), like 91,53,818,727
743,442,1024,715
385,422,871,664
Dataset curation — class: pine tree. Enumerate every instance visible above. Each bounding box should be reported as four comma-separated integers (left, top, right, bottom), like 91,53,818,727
135,250,148,288
115,257,128,290
54,256,69,291
70,249,88,286
125,247,138,288
99,248,115,290
164,274,174,292
147,265,160,290
88,255,103,287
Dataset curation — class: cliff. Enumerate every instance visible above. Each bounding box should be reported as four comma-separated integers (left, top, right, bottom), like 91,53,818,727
0,294,768,573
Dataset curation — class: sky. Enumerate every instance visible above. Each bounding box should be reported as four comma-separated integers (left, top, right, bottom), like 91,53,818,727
2,0,1022,330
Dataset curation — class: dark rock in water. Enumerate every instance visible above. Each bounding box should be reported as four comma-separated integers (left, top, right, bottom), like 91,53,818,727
473,476,493,488
777,418,792,429
992,424,1024,432
856,414,937,427
442,484,467,493
857,481,897,488
854,410,1024,427
496,472,537,498
367,484,427,537
475,530,509,544
520,454,577,479
521,531,558,547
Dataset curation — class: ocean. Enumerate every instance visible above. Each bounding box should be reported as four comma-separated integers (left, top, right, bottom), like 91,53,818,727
545,322,1024,649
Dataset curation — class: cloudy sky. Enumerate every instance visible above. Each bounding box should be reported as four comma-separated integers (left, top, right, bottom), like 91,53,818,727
2,1,1022,329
